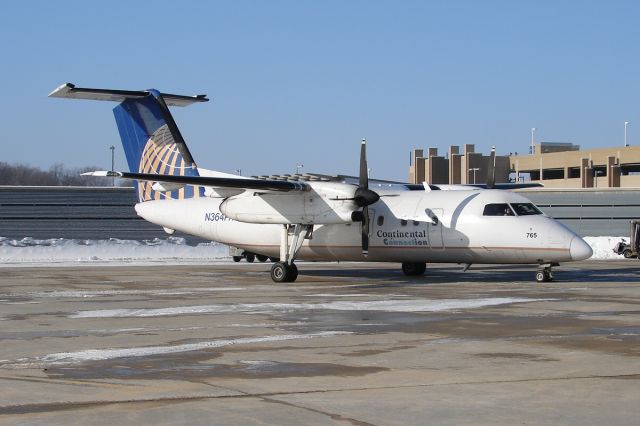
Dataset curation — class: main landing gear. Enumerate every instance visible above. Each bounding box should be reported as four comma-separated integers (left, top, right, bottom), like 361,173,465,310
536,263,558,283
270,224,312,283
401,262,427,276
270,262,298,282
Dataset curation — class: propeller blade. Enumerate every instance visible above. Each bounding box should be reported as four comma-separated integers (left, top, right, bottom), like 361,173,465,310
361,205,369,256
354,139,380,207
486,146,496,189
360,138,368,189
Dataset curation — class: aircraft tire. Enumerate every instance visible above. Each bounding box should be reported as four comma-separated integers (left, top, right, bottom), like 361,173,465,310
256,255,269,262
270,262,297,282
623,249,633,259
245,253,255,263
401,262,426,276
535,270,552,282
232,256,242,263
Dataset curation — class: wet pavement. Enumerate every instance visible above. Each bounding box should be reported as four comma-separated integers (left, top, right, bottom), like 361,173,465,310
1,261,639,425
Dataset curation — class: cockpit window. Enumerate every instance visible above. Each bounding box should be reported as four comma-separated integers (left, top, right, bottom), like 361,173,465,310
483,203,515,216
510,203,542,216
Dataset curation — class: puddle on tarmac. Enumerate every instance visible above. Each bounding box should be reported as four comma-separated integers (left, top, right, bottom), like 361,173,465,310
45,352,386,381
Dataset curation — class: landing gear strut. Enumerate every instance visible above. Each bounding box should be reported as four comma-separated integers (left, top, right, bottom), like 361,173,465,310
271,224,312,283
535,263,557,282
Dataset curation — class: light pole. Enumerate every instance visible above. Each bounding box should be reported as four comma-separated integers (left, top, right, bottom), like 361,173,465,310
531,127,536,155
295,164,304,175
109,145,115,186
594,170,603,188
625,121,630,147
469,167,480,184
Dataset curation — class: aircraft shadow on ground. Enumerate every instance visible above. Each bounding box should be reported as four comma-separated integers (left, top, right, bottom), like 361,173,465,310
296,264,640,284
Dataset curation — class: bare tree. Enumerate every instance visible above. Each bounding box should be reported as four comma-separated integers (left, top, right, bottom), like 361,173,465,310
0,162,114,186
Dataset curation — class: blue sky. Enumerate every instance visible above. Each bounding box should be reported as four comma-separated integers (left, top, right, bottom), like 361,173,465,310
2,0,640,181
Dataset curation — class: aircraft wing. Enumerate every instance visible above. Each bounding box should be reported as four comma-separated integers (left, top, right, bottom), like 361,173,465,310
466,182,544,189
83,171,310,192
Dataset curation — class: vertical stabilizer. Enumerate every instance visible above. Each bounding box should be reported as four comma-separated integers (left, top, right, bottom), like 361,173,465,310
48,83,208,202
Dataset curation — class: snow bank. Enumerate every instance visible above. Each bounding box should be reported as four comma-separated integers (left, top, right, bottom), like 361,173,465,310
0,237,229,264
583,236,628,260
0,235,630,264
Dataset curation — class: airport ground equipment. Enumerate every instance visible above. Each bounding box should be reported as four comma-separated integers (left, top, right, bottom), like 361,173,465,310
229,246,270,263
613,220,640,259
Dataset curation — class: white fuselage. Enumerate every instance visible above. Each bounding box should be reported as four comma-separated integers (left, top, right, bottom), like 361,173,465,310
134,188,592,264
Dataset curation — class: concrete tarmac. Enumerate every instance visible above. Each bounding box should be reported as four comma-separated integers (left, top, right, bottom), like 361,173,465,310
1,261,639,425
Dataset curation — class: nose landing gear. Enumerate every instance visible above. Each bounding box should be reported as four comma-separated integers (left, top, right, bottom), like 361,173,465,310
536,263,558,282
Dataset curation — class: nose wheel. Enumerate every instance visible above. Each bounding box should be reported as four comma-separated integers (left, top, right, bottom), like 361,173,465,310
535,263,557,282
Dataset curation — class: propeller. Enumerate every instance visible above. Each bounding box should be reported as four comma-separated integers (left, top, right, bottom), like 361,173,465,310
352,139,380,256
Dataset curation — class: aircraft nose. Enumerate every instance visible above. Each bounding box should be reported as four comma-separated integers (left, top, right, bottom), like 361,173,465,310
570,236,593,261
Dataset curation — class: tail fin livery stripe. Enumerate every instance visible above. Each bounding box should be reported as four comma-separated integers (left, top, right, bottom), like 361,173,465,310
168,148,180,174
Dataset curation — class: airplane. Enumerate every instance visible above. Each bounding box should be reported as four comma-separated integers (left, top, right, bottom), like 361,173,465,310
49,83,593,283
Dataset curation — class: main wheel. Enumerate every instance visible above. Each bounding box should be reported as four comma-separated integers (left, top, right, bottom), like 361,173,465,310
270,262,298,282
232,256,242,263
256,254,268,262
623,249,634,259
401,262,426,276
245,253,255,263
290,263,299,281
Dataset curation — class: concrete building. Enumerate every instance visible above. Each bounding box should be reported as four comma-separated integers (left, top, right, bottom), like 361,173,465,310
410,142,640,188
409,144,510,185
511,143,640,188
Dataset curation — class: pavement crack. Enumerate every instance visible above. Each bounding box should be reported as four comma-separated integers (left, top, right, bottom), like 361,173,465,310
2,372,639,416
260,396,374,426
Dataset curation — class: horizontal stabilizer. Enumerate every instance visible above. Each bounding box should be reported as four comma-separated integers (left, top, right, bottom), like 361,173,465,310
49,83,209,107
82,171,310,192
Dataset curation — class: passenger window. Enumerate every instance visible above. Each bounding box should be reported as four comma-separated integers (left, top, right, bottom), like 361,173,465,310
377,216,384,226
400,219,408,226
483,203,515,216
510,203,542,216
413,220,420,226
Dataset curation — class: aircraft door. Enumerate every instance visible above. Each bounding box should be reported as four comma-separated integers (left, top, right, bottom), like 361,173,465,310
427,208,444,249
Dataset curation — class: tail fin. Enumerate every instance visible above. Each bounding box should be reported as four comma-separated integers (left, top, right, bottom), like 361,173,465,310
49,83,209,202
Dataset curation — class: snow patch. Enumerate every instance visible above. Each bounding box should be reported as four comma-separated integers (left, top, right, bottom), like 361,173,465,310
0,237,229,263
8,331,351,366
1,287,244,299
71,297,544,318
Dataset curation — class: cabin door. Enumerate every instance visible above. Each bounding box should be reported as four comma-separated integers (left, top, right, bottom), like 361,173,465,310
428,208,444,249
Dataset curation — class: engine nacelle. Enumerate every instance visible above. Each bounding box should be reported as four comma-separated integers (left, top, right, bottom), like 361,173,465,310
219,181,359,224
